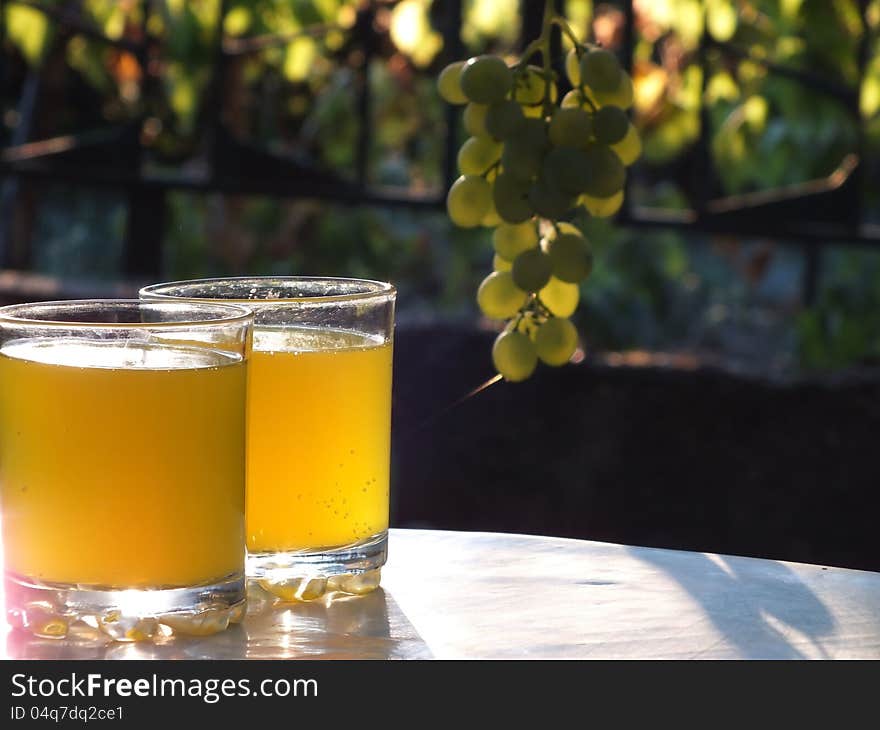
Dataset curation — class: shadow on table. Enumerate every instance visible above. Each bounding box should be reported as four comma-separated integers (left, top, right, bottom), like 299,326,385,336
4,586,431,660
630,548,835,659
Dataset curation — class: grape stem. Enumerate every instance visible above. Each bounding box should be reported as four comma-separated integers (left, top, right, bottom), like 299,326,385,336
539,0,555,118
579,88,598,112
533,296,553,319
508,310,527,333
515,3,599,115
517,38,545,68
512,2,583,117
515,1,582,70
506,1,592,333
550,17,582,50
481,160,501,178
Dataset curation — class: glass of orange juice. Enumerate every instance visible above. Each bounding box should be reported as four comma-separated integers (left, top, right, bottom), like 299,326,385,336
0,299,253,641
140,278,395,601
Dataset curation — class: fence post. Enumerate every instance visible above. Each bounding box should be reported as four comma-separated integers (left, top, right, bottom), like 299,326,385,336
123,185,164,278
441,0,463,189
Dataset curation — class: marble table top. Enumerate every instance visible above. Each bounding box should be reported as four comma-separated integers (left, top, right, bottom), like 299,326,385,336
5,529,880,659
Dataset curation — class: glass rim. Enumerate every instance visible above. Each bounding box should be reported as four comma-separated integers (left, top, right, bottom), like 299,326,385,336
0,298,255,328
139,276,397,305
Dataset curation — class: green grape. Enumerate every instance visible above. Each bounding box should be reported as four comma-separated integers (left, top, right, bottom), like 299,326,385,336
458,136,502,175
438,61,468,104
542,146,591,196
528,176,576,219
517,116,549,149
485,100,524,140
565,47,581,86
447,175,492,228
539,277,579,318
514,65,558,107
493,254,512,272
512,247,553,292
534,317,579,366
460,55,512,104
493,221,538,260
592,105,629,145
580,48,622,93
493,172,534,223
595,73,634,109
610,122,641,166
581,190,623,217
581,144,626,198
500,118,548,180
561,90,587,109
548,107,592,148
477,271,527,319
546,232,593,283
502,143,542,181
482,193,502,227
463,103,489,136
551,221,583,237
492,330,537,382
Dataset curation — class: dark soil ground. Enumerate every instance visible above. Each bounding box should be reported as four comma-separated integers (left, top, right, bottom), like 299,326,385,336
391,322,880,573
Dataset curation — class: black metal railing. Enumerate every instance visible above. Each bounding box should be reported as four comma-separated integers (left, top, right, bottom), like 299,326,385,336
0,0,876,303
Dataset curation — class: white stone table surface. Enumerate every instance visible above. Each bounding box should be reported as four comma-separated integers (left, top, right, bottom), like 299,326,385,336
4,529,880,659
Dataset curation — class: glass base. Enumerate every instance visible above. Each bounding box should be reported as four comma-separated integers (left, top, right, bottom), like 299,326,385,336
4,571,246,642
247,531,387,602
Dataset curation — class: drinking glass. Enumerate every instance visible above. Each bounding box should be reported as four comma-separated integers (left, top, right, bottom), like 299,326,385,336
0,300,253,640
140,278,396,601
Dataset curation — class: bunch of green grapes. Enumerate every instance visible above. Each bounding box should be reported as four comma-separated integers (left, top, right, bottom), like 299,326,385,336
438,41,641,382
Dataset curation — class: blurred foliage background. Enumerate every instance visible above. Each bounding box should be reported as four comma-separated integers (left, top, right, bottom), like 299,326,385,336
2,0,880,374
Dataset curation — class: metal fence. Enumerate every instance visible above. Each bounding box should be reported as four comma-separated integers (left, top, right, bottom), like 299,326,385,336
0,0,876,304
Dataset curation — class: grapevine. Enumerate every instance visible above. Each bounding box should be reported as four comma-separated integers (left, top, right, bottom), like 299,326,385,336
437,2,642,382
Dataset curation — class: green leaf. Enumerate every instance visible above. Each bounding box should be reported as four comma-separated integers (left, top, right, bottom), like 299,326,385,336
5,4,53,65
706,0,737,42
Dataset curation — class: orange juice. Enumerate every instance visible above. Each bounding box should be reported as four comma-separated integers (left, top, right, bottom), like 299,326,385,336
246,327,393,553
0,338,246,588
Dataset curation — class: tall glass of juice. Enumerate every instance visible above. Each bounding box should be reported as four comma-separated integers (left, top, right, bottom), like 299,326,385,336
141,278,395,601
0,299,253,641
